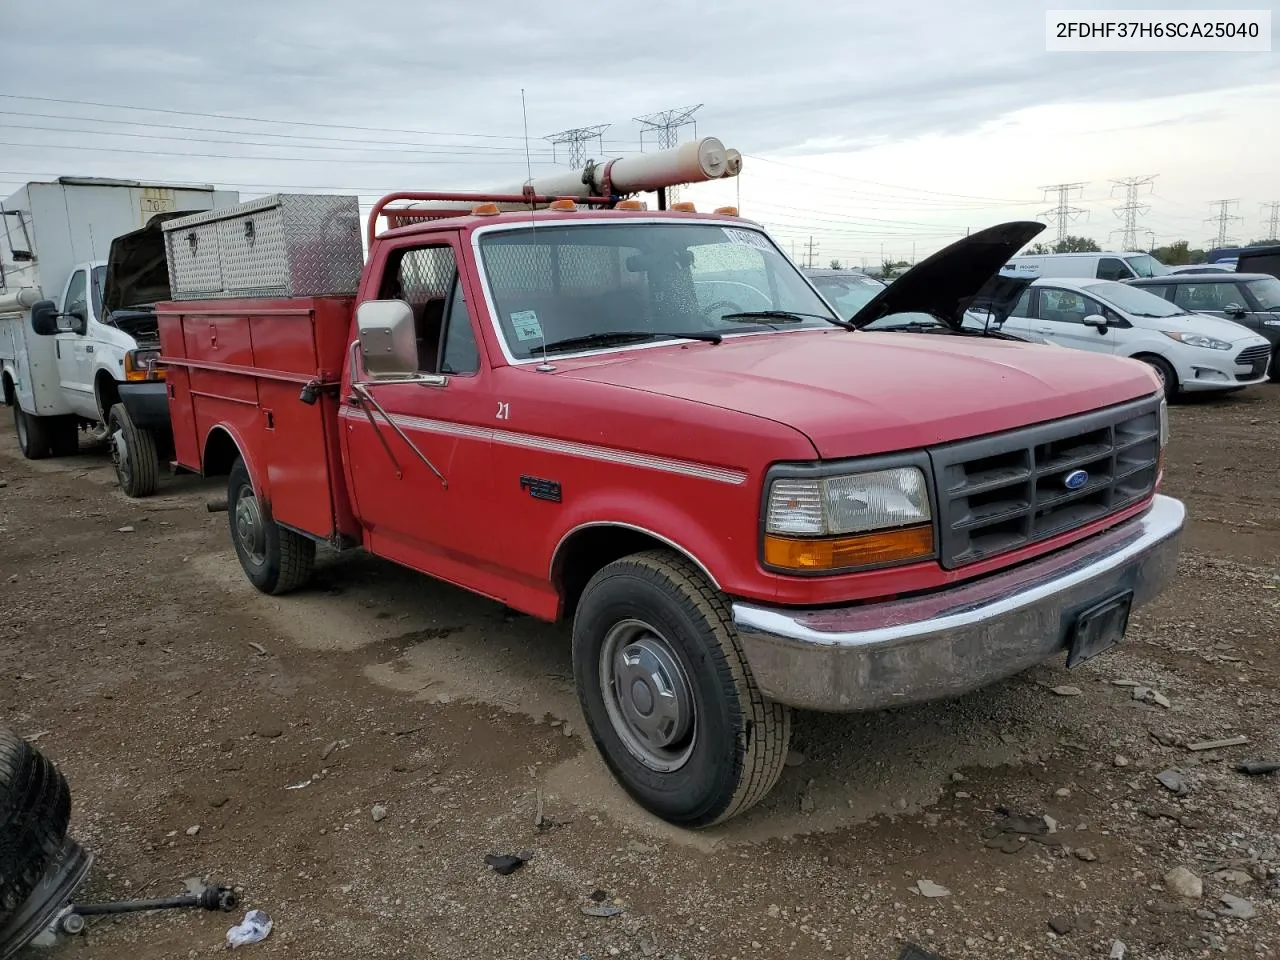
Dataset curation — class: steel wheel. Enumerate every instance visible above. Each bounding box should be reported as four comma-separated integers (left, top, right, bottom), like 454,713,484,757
110,425,132,491
233,483,267,567
598,618,697,773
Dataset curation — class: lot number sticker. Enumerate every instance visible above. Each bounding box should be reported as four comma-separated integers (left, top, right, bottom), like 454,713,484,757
510,310,544,342
722,227,772,251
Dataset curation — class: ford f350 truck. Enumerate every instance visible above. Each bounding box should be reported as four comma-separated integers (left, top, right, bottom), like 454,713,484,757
1,177,237,489
133,139,1184,827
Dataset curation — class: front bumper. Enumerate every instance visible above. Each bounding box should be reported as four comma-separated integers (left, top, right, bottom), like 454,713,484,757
732,494,1184,712
117,381,171,432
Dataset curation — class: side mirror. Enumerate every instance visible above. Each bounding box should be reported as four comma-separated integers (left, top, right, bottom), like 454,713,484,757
1082,313,1109,330
1223,303,1247,317
355,299,419,379
29,300,60,336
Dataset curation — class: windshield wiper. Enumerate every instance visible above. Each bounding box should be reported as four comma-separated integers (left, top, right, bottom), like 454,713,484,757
538,330,723,353
717,309,854,331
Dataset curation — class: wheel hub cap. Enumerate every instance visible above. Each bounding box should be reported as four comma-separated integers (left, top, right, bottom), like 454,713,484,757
234,485,266,563
111,429,131,483
600,620,696,772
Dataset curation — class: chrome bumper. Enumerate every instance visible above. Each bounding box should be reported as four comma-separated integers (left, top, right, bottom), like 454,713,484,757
732,494,1185,713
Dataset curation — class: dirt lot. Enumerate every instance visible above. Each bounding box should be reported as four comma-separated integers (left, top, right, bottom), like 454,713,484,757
2,387,1279,960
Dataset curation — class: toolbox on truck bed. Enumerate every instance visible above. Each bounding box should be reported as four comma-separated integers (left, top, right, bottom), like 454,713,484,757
162,194,364,300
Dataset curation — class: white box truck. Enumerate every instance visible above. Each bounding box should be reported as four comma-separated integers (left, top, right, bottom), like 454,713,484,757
1,177,237,492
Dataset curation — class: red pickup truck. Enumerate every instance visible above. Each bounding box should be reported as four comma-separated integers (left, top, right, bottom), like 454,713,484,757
155,166,1184,828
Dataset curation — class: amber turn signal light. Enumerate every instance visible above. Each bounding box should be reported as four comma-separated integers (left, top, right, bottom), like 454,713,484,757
123,353,165,382
764,524,934,572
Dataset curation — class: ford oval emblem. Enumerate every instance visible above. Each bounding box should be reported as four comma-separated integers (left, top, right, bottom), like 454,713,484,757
1063,469,1089,490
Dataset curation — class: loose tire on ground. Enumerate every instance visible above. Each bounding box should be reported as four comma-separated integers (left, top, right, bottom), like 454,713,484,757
0,727,72,930
572,549,791,828
227,457,315,595
12,406,51,460
108,403,159,497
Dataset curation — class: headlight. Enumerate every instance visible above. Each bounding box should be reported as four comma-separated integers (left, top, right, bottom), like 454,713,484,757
763,466,934,572
1161,331,1231,350
123,348,165,382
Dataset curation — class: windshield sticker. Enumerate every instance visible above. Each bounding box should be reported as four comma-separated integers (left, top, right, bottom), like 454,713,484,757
721,227,771,251
510,310,544,342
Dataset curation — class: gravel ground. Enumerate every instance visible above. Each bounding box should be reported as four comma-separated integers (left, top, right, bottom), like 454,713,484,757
2,386,1278,960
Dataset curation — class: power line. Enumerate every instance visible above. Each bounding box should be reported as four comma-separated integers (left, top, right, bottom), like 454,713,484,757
1109,175,1156,251
1206,199,1242,248
1261,201,1280,242
746,154,1039,205
1038,182,1088,245
544,124,610,168
0,93,528,141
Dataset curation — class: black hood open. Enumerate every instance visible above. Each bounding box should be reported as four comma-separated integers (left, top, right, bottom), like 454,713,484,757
102,210,196,315
849,221,1045,330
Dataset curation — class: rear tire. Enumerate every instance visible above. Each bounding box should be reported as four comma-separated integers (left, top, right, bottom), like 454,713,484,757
13,406,51,460
572,549,791,828
0,727,73,929
108,403,159,497
227,457,315,595
1139,354,1178,401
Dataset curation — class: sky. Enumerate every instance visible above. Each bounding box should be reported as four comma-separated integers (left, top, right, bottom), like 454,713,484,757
2,0,1278,267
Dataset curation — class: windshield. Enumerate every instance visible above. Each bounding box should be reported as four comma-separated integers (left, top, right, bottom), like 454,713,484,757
809,273,884,318
1245,277,1280,311
1081,279,1190,318
91,265,106,319
1123,253,1169,278
477,222,838,359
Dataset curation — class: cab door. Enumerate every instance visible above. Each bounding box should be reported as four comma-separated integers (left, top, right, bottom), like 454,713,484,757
54,268,98,418
340,236,499,582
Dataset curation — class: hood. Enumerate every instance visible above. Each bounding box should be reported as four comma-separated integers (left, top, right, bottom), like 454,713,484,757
849,221,1046,330
102,210,194,314
1235,244,1280,280
554,329,1157,458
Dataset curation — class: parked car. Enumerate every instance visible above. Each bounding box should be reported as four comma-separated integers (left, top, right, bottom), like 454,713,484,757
991,277,1271,398
1000,251,1170,282
1128,273,1280,382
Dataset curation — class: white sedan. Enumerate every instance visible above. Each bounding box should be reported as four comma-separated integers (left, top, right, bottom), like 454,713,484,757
972,276,1272,398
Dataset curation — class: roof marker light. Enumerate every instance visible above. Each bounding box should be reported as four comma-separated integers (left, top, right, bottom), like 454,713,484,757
671,201,697,212
614,199,645,210
471,202,500,216
714,206,739,216
548,198,578,211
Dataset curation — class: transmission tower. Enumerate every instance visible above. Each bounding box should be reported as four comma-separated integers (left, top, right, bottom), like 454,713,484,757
635,105,703,201
1109,175,1156,250
544,124,610,168
803,236,819,269
1206,199,1243,248
1038,182,1088,245
1261,201,1280,241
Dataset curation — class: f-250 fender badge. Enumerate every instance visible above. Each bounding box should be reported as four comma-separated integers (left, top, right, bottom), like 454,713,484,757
519,476,562,503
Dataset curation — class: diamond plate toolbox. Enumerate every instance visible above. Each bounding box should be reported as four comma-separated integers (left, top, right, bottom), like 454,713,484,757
162,194,363,300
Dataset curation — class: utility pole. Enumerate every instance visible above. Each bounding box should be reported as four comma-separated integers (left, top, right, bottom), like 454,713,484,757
635,105,702,202
544,124,610,168
1206,199,1243,248
804,236,818,269
1109,175,1156,250
1261,201,1280,241
1038,182,1088,246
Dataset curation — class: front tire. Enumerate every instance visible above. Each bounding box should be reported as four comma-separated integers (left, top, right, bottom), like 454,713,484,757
13,406,50,460
572,550,791,828
1269,345,1280,384
108,403,159,497
227,457,315,595
1140,354,1179,401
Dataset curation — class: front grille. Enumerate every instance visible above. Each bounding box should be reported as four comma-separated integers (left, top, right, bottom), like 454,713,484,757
930,396,1162,568
1235,343,1271,380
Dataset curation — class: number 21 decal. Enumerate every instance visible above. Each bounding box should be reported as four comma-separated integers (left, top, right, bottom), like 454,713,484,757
496,401,510,420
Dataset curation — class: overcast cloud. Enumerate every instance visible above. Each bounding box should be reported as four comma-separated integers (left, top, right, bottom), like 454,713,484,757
3,0,1278,260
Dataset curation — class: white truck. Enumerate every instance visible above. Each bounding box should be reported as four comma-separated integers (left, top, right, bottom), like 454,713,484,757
1,177,237,493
